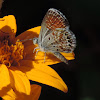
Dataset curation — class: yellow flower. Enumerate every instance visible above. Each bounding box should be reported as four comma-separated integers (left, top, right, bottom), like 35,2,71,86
0,15,75,100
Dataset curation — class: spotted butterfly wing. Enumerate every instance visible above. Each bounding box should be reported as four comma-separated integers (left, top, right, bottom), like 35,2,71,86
35,8,76,64
38,8,69,44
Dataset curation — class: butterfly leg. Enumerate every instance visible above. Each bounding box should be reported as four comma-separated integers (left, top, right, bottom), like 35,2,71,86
44,52,46,63
35,49,41,58
53,52,68,64
33,47,40,53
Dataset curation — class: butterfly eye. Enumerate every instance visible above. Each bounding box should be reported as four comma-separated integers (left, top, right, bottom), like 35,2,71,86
48,37,50,40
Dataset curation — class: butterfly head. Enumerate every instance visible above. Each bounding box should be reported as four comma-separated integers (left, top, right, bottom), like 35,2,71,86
33,37,38,44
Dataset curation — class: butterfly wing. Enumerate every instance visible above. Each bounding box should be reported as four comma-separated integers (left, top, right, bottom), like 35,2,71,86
38,8,69,44
38,8,76,53
42,28,76,53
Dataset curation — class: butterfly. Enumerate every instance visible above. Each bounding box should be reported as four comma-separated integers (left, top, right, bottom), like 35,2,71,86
33,8,76,64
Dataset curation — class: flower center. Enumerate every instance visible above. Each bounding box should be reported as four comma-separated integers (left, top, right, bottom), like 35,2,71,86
0,40,24,67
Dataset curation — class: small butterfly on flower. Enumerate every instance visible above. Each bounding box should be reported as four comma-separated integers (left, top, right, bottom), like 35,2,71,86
32,8,76,64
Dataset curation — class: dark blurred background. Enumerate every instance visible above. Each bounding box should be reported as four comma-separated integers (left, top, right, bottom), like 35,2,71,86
0,0,100,100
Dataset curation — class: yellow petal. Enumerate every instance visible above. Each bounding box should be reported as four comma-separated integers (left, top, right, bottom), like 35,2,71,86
15,26,41,48
2,84,41,100
0,15,17,34
0,64,11,97
28,26,41,35
9,67,31,95
17,60,68,93
15,26,41,41
2,89,16,100
61,52,75,60
30,84,41,100
34,51,75,65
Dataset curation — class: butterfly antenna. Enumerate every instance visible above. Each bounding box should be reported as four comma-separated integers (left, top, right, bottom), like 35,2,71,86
16,38,33,43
